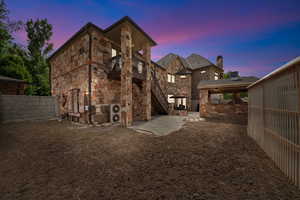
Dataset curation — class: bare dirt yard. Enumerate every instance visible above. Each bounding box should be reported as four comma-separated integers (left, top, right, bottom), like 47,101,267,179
1,118,300,200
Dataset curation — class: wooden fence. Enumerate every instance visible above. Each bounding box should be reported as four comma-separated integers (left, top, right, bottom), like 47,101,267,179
248,57,300,187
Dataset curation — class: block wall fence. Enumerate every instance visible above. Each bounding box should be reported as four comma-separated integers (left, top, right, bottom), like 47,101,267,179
0,95,59,123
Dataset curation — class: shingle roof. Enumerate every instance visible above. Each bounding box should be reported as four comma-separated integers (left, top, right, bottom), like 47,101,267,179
186,53,216,70
156,53,192,70
197,76,259,89
0,75,27,83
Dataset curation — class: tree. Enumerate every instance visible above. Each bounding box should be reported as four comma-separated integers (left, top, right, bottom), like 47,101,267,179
25,18,53,96
0,0,31,86
0,0,22,55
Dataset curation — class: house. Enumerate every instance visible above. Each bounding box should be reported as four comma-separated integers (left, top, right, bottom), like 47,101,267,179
49,16,168,127
0,75,27,95
186,54,224,111
156,53,224,112
156,53,192,115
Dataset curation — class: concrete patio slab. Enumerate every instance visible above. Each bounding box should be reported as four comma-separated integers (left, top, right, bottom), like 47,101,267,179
129,115,187,136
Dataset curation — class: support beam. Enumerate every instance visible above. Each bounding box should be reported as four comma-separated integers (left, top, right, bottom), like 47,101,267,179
120,24,133,127
199,89,209,117
142,43,151,120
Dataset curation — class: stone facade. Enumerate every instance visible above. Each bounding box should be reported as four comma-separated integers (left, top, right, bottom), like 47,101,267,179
163,57,192,111
191,66,223,111
199,89,248,118
49,18,155,126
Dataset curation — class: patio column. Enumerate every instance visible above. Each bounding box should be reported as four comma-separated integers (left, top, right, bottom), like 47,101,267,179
199,89,209,117
232,92,240,104
142,42,151,120
120,24,133,127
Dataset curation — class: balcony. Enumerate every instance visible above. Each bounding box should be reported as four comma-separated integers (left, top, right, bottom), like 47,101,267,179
107,55,146,82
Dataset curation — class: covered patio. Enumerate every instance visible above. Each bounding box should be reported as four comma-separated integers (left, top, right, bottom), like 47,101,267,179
197,77,258,118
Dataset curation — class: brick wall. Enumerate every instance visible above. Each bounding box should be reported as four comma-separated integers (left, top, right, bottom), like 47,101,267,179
0,95,58,123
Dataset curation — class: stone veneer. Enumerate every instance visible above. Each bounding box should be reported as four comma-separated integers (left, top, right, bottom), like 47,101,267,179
191,66,223,111
163,56,192,111
50,24,153,126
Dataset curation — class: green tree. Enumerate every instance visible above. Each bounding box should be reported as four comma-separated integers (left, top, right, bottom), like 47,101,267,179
0,0,31,86
25,18,53,96
0,0,22,54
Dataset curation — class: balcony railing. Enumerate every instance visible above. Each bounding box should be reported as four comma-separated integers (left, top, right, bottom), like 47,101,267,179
108,55,146,81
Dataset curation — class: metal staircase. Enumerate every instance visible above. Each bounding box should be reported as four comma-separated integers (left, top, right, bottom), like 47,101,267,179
151,75,169,114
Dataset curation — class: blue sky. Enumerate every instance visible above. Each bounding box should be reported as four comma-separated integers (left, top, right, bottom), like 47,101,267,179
8,0,300,77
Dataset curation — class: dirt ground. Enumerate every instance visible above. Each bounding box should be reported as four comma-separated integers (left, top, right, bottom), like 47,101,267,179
1,118,300,200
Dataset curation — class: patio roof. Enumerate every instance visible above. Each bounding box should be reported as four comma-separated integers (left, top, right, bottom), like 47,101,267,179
197,77,258,93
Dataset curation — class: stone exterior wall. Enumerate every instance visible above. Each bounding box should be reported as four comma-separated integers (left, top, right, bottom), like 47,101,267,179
191,66,223,111
164,57,192,111
49,26,123,123
50,24,152,125
199,89,247,118
200,103,248,118
50,30,90,122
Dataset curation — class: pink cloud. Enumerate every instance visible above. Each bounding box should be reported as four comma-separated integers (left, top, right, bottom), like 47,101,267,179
147,9,300,46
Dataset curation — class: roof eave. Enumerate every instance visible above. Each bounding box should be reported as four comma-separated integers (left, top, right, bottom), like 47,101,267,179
104,16,157,46
48,22,103,61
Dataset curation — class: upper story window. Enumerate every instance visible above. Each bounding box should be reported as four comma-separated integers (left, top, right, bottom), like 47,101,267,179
111,48,117,57
168,74,175,83
168,95,175,103
138,61,143,74
214,72,219,80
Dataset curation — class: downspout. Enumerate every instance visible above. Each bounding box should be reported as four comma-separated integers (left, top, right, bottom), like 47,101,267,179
87,30,92,124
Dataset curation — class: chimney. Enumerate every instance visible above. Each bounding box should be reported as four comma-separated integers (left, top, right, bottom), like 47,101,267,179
216,55,223,68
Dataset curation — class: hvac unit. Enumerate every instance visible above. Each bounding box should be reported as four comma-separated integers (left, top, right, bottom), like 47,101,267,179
110,104,121,123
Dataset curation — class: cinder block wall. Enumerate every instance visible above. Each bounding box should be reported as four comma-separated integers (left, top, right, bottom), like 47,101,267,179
0,95,59,123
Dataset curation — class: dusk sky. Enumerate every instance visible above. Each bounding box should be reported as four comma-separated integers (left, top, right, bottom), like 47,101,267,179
8,0,300,77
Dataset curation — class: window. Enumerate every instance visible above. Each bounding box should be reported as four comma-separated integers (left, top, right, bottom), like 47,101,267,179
201,71,206,74
111,48,117,57
168,74,171,83
138,62,143,73
180,75,187,79
168,74,175,83
168,95,175,103
175,97,187,110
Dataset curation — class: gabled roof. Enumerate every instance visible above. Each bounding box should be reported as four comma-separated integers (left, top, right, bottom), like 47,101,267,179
156,53,192,70
48,16,156,61
105,16,156,46
0,75,27,83
186,53,216,70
